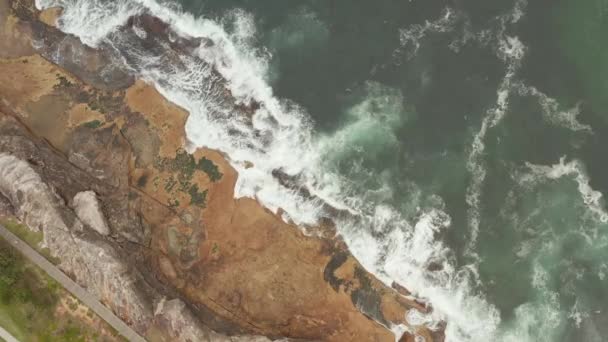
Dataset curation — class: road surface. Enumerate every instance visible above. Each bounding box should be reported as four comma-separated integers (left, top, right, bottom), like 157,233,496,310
0,225,146,342
0,325,19,342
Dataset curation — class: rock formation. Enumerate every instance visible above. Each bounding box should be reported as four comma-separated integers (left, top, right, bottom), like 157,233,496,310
72,191,111,236
0,0,443,341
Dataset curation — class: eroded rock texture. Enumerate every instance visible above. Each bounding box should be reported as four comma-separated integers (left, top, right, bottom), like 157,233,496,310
0,0,443,341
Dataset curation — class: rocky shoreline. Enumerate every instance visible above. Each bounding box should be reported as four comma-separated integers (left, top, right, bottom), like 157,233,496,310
0,1,443,341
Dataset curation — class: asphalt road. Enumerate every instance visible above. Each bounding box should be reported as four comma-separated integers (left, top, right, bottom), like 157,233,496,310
0,225,146,342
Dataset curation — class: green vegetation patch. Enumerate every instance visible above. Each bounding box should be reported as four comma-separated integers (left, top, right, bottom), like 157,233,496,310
0,237,117,341
0,238,58,340
1,219,58,264
188,185,208,207
0,239,59,307
54,74,74,90
2,219,43,248
196,157,223,182
168,198,180,209
166,149,222,182
156,149,222,209
82,120,103,129
164,177,178,192
86,92,123,115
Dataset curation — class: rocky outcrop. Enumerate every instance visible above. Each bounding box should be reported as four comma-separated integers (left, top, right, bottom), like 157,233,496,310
0,116,276,341
72,191,111,236
153,299,275,342
0,151,152,331
0,0,443,341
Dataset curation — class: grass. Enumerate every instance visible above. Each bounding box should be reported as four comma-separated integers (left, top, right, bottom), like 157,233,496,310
0,237,118,341
0,237,59,340
1,219,42,248
0,302,26,340
1,218,59,264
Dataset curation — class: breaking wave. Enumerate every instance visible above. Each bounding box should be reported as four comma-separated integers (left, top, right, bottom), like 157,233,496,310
32,0,572,340
497,157,608,341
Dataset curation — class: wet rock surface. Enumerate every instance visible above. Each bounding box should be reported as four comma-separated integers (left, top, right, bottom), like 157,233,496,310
0,0,443,341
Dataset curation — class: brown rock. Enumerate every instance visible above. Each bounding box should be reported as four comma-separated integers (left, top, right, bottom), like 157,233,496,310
392,281,412,297
0,1,444,341
38,6,61,27
0,0,35,58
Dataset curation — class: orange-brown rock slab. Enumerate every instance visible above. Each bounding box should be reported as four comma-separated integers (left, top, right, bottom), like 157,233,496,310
0,0,35,58
125,80,188,158
0,52,427,341
0,4,441,340
38,6,61,27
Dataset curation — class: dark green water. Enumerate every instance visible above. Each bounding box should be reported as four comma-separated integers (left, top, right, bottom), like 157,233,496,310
173,0,608,340
40,0,608,339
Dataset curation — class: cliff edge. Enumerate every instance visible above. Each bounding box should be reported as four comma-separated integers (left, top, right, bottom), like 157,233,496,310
0,1,443,341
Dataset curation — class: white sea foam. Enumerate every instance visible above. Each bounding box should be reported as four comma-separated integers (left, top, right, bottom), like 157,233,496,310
396,0,530,260
35,0,143,46
503,156,608,341
568,300,588,329
497,258,564,341
499,294,564,342
390,323,410,342
465,0,528,255
523,157,608,223
397,7,458,59
514,82,592,133
32,0,541,340
131,24,147,40
466,40,525,253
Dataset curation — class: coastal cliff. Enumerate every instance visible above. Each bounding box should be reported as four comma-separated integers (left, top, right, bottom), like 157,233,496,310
0,0,442,341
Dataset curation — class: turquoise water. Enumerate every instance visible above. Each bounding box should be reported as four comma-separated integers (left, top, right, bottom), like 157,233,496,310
173,0,608,339
38,0,608,339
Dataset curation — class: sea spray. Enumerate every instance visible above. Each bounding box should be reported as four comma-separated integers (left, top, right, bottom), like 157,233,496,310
485,157,608,341
524,157,608,223
465,0,527,256
397,7,458,60
513,82,592,133
33,0,551,340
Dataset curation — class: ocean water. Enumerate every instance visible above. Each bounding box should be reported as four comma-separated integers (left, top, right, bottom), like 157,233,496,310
34,0,608,340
